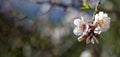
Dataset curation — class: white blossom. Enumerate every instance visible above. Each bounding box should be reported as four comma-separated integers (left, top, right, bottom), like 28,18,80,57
94,11,111,32
73,17,89,36
73,11,111,44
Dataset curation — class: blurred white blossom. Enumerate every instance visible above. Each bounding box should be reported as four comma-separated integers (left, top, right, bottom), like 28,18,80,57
80,50,92,57
51,27,70,45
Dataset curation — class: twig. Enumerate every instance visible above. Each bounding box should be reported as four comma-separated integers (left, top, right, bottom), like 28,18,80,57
92,0,101,20
90,0,102,57
94,0,101,14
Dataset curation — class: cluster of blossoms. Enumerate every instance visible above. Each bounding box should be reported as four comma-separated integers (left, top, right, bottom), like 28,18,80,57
73,11,111,44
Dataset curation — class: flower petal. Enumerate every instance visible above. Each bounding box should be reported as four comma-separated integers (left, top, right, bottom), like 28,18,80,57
94,26,102,34
95,26,101,30
95,14,99,20
74,19,82,26
78,35,85,42
100,24,110,32
100,17,111,32
73,27,83,36
93,14,99,24
104,13,108,18
99,11,104,15
94,30,102,34
84,24,89,33
98,11,104,19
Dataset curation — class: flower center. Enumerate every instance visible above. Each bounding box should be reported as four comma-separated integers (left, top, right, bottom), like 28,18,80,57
99,19,105,27
80,24,86,31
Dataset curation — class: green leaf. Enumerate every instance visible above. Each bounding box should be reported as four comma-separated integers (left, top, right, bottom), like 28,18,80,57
80,1,91,10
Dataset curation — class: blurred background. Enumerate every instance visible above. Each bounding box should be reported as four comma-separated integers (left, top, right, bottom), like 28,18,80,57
0,0,120,57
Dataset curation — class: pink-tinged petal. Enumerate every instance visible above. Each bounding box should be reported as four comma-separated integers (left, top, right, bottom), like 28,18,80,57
73,27,83,36
78,36,85,42
78,33,87,42
80,24,86,31
74,19,82,26
84,24,89,33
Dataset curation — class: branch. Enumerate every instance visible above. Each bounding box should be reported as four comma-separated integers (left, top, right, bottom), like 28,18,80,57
94,0,101,14
92,0,101,20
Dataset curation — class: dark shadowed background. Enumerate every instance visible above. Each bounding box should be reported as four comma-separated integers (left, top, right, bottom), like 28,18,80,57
0,0,120,57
